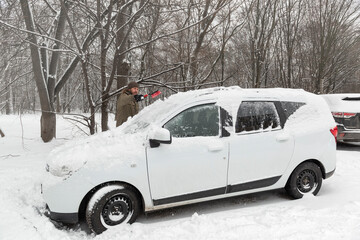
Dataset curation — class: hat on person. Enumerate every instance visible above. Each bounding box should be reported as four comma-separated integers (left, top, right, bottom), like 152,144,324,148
127,81,139,89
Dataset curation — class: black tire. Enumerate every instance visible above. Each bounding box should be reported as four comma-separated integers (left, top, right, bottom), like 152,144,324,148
85,185,140,234
285,162,323,199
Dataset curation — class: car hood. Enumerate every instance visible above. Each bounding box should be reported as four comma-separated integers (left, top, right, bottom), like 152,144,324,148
47,128,148,177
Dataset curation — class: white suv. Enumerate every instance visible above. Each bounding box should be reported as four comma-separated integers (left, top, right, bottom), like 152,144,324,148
43,87,337,234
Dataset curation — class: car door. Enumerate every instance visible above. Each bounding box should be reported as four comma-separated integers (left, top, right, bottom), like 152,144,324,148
146,103,229,206
227,101,295,192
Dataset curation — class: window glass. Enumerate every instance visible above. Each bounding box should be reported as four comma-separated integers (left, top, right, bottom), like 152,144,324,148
281,102,305,119
236,101,280,133
221,107,233,137
164,104,219,137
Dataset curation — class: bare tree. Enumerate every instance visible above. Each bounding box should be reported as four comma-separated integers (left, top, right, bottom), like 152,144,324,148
19,0,69,142
185,0,230,90
2,0,360,143
275,0,305,88
233,0,279,88
303,0,360,93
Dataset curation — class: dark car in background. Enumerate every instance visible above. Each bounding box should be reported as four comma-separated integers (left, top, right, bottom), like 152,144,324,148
322,94,360,145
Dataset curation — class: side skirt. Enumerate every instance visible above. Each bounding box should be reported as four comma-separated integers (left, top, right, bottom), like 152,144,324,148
153,176,281,206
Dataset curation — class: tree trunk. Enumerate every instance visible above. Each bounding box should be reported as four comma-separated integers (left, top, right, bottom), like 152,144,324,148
81,60,96,135
116,0,129,89
41,112,56,142
20,0,55,142
3,63,12,115
98,0,112,132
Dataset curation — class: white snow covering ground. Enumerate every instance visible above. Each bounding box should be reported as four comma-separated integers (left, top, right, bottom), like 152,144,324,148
1,112,360,240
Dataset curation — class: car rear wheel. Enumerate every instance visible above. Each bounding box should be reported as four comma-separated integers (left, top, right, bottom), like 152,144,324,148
85,185,140,234
285,162,323,199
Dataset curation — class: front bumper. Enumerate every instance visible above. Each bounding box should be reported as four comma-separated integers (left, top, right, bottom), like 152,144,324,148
337,125,360,143
45,205,78,224
42,171,94,225
50,212,78,224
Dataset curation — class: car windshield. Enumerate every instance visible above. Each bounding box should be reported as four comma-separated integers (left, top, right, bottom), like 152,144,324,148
123,120,151,134
121,95,183,134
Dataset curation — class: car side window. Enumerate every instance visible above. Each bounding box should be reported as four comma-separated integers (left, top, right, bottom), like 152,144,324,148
236,101,280,133
281,101,305,120
164,104,219,137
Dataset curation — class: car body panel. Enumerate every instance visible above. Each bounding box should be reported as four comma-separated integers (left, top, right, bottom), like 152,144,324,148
146,136,229,204
228,129,295,185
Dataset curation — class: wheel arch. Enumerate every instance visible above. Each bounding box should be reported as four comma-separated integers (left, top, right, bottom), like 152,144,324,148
291,159,326,180
78,181,145,222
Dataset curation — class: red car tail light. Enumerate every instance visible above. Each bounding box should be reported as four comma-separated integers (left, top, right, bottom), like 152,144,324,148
343,112,356,118
332,112,356,118
332,112,343,117
330,126,338,141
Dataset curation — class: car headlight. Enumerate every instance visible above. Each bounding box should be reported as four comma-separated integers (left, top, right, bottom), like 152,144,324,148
49,165,73,177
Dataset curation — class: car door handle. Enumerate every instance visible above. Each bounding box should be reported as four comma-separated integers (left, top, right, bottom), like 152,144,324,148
208,142,224,152
276,133,290,142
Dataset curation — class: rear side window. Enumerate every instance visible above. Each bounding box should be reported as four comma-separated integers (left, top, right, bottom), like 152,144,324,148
281,102,305,119
236,101,280,133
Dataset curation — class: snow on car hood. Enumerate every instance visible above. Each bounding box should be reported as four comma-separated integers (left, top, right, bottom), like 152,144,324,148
47,128,147,177
46,90,191,177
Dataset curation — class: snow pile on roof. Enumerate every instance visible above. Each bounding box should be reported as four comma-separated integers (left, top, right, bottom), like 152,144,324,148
216,87,308,115
322,94,360,112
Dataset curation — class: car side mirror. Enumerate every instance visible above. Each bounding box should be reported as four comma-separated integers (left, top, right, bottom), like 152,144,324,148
148,128,172,148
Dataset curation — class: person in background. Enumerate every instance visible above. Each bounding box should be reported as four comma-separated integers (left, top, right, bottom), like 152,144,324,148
116,81,144,127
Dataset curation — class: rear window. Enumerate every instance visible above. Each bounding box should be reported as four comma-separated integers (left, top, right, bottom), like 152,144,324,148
342,97,360,101
281,102,305,119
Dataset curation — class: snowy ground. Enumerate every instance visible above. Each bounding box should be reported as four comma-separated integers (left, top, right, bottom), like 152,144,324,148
1,114,360,240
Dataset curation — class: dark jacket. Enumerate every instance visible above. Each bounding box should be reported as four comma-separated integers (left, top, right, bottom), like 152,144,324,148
116,89,139,127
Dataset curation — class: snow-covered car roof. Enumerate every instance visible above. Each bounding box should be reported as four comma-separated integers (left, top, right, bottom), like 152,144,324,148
321,94,360,112
120,86,310,133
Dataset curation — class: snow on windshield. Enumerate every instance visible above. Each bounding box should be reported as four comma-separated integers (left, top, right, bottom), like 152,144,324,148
120,91,192,134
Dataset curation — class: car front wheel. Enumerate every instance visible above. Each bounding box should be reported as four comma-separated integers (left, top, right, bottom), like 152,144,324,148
285,162,323,199
86,184,140,234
